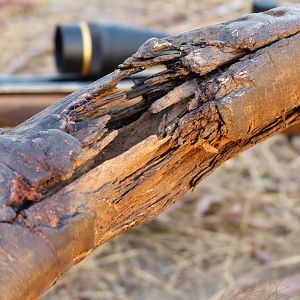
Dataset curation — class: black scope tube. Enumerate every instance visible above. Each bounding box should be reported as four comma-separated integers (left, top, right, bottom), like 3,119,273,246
252,0,278,13
55,23,167,78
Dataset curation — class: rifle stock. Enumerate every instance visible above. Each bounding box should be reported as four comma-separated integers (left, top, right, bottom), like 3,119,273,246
0,75,299,135
0,75,136,127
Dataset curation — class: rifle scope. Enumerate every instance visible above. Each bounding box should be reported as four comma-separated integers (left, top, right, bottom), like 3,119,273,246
55,23,166,78
252,0,278,13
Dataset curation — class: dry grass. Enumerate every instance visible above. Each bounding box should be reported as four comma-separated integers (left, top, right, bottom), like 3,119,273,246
0,0,299,299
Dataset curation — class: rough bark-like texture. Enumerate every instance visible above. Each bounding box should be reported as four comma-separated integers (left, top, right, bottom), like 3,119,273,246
0,6,299,299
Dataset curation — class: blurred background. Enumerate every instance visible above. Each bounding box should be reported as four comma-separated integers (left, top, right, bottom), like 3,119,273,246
0,0,300,299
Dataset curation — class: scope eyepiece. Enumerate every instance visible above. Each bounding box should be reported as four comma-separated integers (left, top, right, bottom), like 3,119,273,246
55,23,166,78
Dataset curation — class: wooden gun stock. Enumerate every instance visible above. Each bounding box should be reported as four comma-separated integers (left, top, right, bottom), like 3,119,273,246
0,75,299,135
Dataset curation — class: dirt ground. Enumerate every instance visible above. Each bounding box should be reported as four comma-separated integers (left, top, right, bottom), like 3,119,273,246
0,0,300,299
